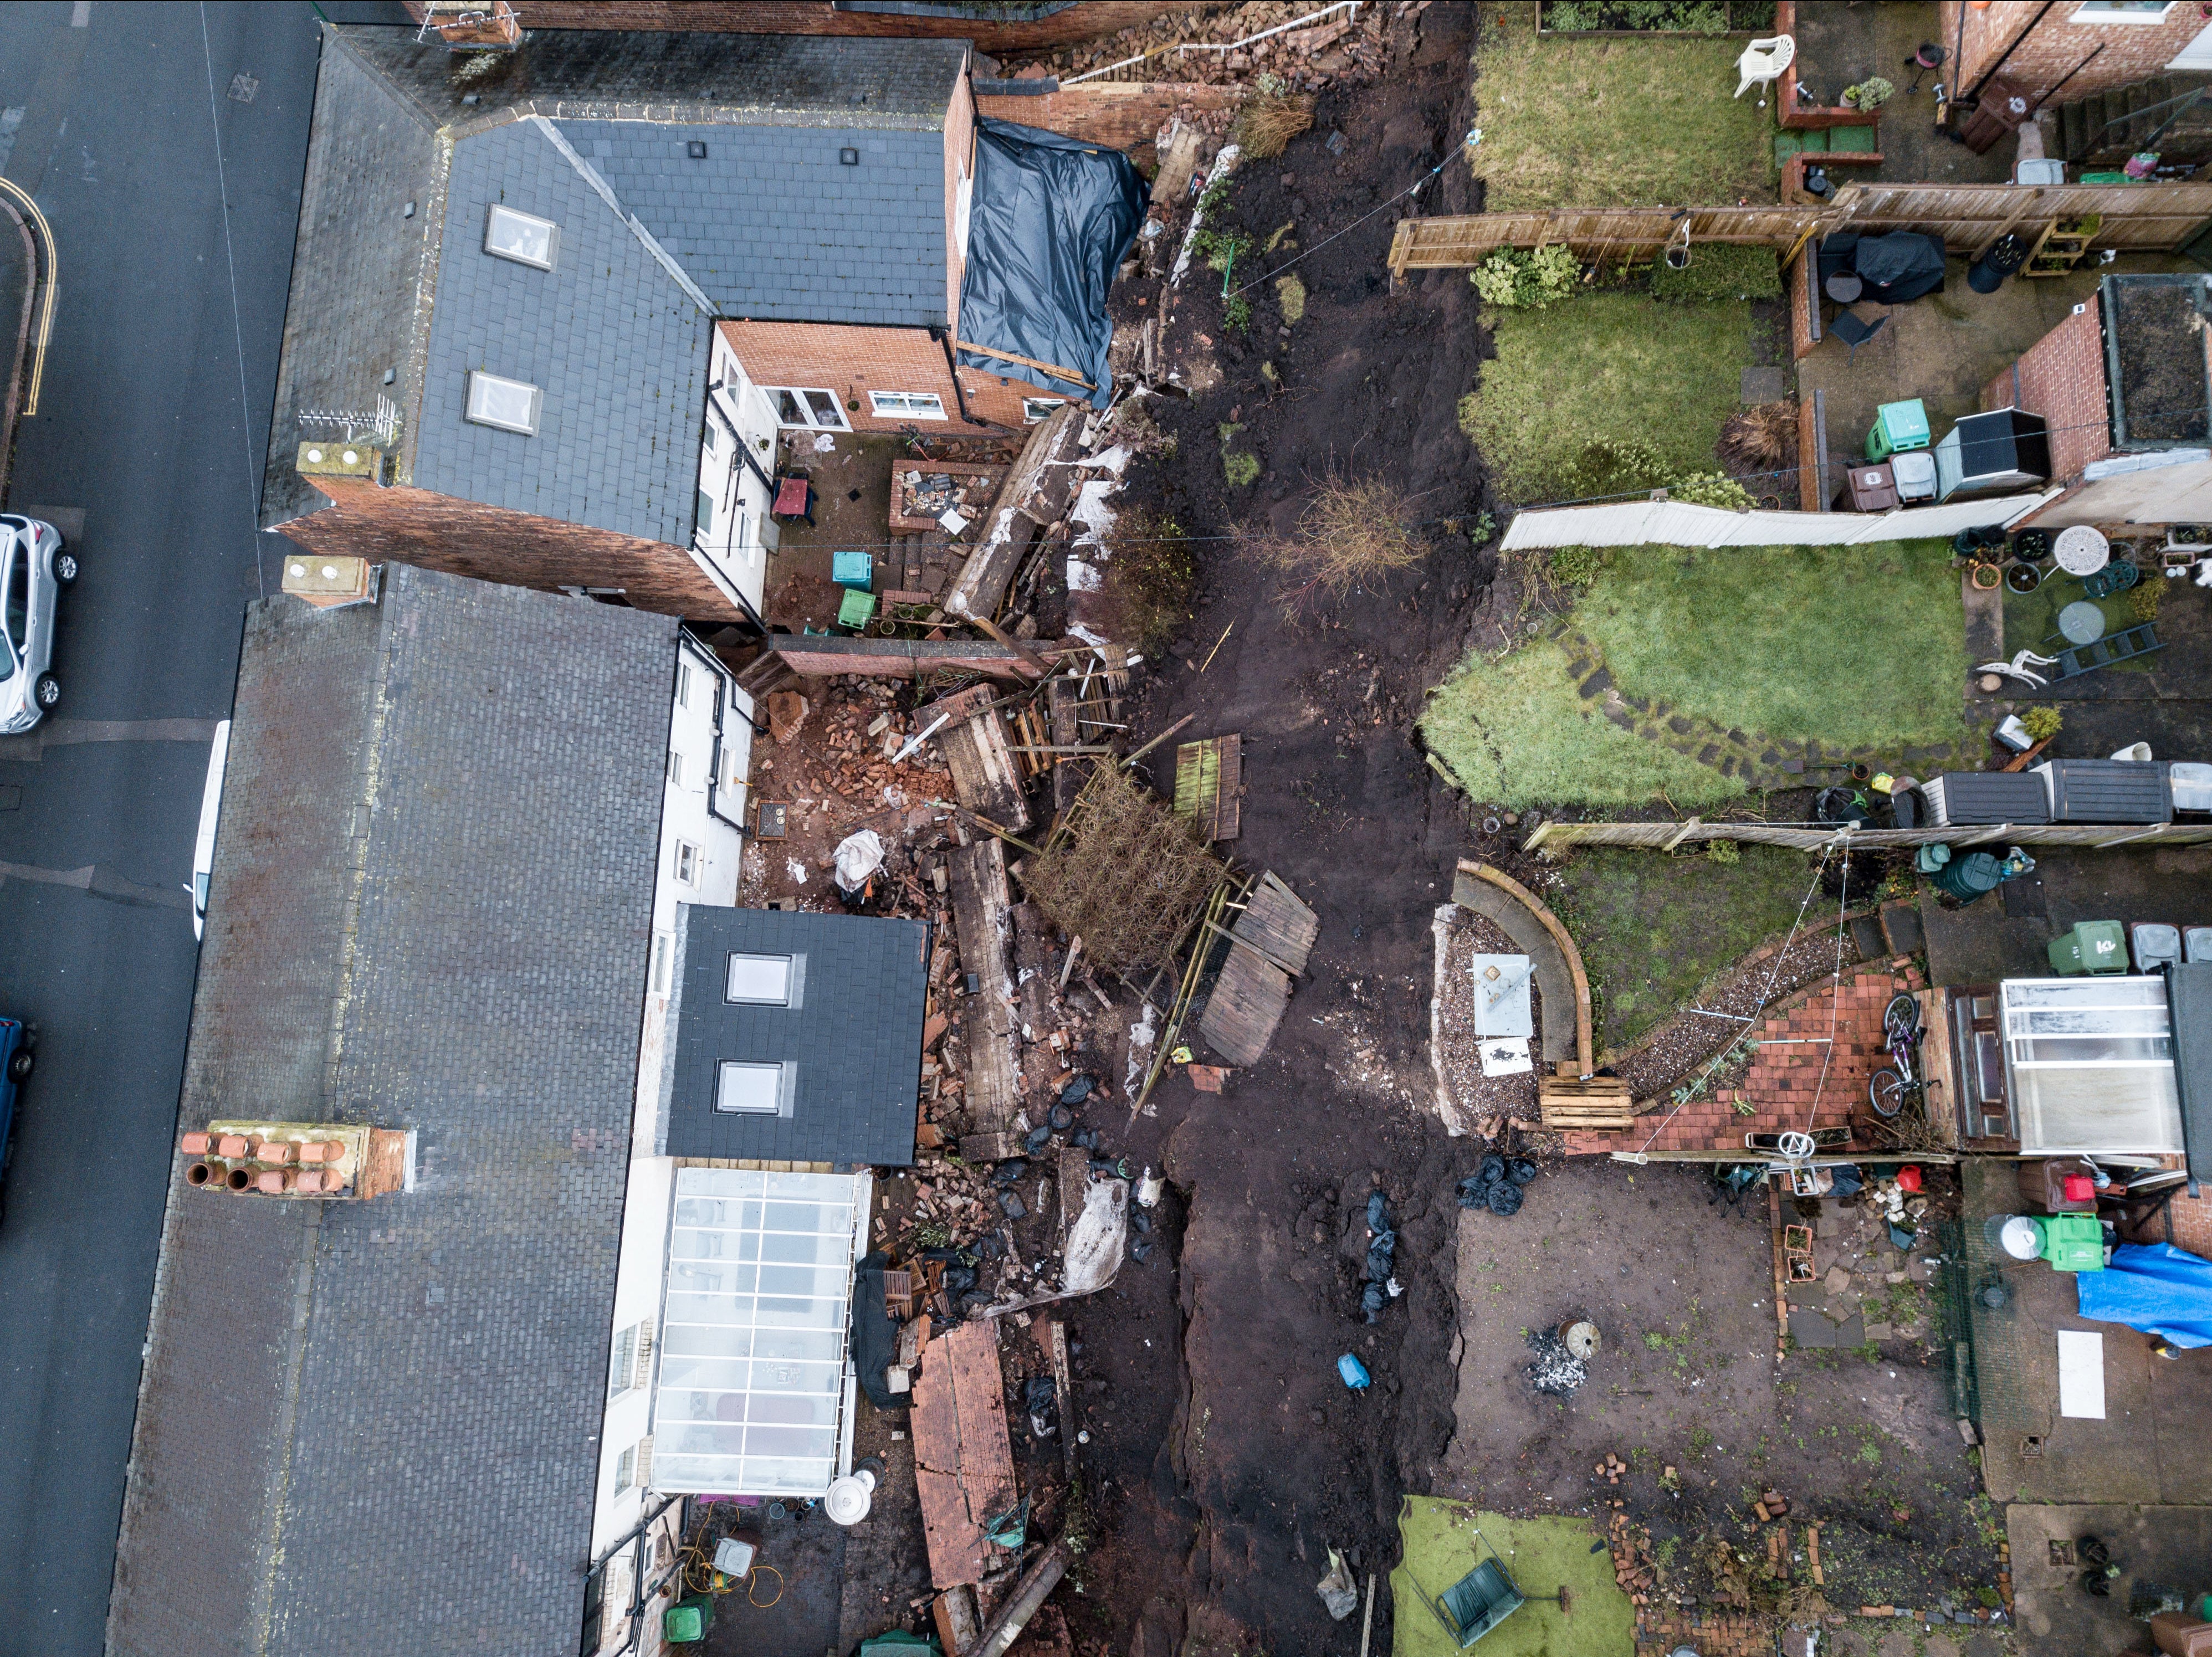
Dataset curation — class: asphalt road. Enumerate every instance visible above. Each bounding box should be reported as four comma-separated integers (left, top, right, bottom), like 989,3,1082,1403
0,4,402,1646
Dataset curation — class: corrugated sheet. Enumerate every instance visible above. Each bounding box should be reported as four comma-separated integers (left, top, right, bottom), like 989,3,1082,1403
1501,490,2062,550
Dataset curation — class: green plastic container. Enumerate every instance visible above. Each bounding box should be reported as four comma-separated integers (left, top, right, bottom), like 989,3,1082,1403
832,548,874,589
2040,1210,2106,1273
1932,850,2003,902
664,1597,713,1644
1867,399,1931,459
838,588,878,630
2047,919,2128,976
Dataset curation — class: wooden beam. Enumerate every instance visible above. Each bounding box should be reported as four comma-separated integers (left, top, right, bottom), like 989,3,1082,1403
967,611,1051,678
1661,816,1704,851
955,337,1094,389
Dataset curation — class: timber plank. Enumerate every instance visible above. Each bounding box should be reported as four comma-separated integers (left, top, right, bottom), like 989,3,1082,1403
912,1321,1018,1589
948,839,1022,1132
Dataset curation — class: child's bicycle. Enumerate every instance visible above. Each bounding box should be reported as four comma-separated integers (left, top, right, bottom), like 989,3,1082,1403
1868,992,1924,1118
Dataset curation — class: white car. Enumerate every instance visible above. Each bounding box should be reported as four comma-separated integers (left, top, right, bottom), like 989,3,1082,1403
0,515,75,734
190,720,231,941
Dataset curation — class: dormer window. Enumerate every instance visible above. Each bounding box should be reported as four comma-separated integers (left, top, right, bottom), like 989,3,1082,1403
484,204,559,271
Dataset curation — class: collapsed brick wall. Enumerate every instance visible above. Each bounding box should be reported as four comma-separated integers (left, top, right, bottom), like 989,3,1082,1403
402,1,1199,52
1980,299,2113,483
1940,0,2212,106
282,477,748,625
975,81,1237,150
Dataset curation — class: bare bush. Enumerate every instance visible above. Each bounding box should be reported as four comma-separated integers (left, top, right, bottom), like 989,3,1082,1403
1717,399,1799,476
1232,93,1315,161
1252,476,1430,613
1021,765,1223,972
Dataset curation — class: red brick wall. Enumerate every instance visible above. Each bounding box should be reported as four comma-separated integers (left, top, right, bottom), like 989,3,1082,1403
1980,299,2113,483
945,64,976,335
720,319,1074,434
1942,0,2212,106
281,479,747,625
975,81,1238,149
402,1,1196,51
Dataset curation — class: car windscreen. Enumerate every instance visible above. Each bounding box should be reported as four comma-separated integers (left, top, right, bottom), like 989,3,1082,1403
0,547,21,678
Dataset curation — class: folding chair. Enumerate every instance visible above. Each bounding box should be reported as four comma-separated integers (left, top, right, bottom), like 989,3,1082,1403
1827,309,1886,365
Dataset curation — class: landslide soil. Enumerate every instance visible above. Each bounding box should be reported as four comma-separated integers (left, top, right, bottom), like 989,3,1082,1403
1048,12,1524,1655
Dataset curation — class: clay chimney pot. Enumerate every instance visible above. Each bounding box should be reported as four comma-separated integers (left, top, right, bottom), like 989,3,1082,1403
186,1161,216,1187
217,1135,251,1159
254,1170,286,1196
180,1132,213,1156
260,1141,296,1165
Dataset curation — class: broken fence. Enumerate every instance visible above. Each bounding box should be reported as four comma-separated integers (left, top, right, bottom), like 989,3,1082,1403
1522,818,2212,853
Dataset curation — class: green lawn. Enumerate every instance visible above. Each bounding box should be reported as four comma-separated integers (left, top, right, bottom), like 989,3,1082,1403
1419,543,1973,810
1557,843,1821,1047
1459,294,1755,503
1392,1501,1634,1657
1472,2,1776,211
1579,543,1972,749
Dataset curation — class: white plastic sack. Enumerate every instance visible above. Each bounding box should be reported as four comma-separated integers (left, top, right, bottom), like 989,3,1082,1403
833,829,885,893
1060,1177,1128,1296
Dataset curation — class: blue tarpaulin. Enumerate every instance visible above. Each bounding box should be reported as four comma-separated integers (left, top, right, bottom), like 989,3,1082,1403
2075,1242,2212,1350
956,117,1149,409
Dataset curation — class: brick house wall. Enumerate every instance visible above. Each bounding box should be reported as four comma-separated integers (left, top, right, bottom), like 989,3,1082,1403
1940,1,2212,106
403,1,1197,51
282,477,751,625
720,319,1076,435
1981,298,2114,483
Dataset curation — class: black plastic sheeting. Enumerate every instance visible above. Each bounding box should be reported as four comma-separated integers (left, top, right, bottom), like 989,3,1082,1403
957,116,1149,409
850,1251,902,1408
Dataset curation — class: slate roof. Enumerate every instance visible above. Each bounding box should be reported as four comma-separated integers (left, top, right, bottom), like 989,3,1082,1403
561,120,948,326
106,567,678,1657
659,905,928,1168
262,25,967,535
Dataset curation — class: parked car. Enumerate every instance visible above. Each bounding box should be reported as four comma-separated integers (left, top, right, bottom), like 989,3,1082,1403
190,720,230,940
0,1017,33,1227
0,514,75,734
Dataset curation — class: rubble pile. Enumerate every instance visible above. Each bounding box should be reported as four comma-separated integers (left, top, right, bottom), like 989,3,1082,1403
1016,0,1405,91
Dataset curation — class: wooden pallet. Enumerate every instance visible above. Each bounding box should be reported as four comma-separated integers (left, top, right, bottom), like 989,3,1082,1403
1174,734,1243,841
1537,1072,1635,1131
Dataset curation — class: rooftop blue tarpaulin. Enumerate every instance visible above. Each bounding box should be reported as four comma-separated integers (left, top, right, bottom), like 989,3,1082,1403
2076,1242,2212,1350
957,117,1149,408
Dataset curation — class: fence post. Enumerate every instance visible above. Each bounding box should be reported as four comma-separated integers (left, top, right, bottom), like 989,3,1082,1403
1661,817,1703,850
1523,820,1556,851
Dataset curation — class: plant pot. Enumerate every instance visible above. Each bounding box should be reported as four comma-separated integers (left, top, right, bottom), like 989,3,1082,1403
2005,562,2041,594
1972,563,2003,590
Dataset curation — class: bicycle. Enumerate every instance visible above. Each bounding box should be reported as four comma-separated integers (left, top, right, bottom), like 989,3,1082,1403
1868,992,1924,1119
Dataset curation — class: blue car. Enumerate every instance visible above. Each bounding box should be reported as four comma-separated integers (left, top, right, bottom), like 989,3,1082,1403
0,1018,31,1224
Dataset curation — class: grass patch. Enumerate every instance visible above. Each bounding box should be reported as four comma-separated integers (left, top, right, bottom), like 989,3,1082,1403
1422,633,1747,810
1559,842,1820,1046
1577,544,1970,750
1095,509,1197,654
1473,1,1775,211
1392,1500,1634,1657
1460,294,1755,502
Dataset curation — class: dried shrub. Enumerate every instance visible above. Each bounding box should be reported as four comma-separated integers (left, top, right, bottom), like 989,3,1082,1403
1232,92,1315,161
1718,399,1800,474
1022,765,1225,972
1097,509,1196,654
1255,476,1430,611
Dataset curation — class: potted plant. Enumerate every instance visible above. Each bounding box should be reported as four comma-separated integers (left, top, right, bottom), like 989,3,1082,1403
1973,562,2004,591
2004,562,2040,593
1841,76,1894,111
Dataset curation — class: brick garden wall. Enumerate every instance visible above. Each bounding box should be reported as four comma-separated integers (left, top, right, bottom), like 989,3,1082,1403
402,1,1197,52
1979,299,2113,483
975,81,1239,150
283,478,749,625
1941,0,2211,106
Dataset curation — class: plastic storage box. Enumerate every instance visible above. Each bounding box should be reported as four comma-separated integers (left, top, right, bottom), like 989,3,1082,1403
837,588,878,629
1891,449,1938,501
2172,761,2212,814
1921,771,2052,825
2039,1210,2106,1273
1867,399,1932,458
2032,757,2172,824
831,548,874,589
2133,922,2183,973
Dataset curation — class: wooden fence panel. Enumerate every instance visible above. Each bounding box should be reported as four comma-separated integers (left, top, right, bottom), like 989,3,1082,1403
1497,489,2061,550
1522,820,2212,853
1385,181,2212,271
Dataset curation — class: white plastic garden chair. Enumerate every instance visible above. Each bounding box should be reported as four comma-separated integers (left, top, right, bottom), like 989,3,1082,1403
1734,34,1795,99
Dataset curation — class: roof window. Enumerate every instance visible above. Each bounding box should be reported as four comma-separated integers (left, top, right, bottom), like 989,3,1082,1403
484,204,559,271
715,1060,793,1117
465,371,541,436
726,951,803,1007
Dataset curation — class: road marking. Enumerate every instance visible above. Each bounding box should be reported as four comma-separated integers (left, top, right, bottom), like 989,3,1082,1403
0,717,221,761
0,858,190,910
70,2,91,25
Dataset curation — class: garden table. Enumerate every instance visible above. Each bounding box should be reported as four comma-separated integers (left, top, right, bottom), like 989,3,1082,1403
2057,601,2108,647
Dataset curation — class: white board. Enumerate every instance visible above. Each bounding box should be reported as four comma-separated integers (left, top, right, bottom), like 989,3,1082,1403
2057,1329,2107,1420
1469,953,1533,1040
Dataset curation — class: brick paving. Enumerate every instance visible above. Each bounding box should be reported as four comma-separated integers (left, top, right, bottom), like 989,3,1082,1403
1566,959,1927,1157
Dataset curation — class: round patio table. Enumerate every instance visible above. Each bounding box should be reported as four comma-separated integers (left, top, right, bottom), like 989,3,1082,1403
2052,524,2111,577
2057,600,2108,646
1824,272,1863,303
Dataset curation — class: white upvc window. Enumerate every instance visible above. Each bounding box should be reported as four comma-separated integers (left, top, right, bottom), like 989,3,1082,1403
1022,397,1063,423
608,1320,653,1398
667,750,685,788
2073,1,2175,18
651,931,673,996
676,660,694,709
464,371,541,435
715,1059,793,1117
868,390,947,420
673,839,700,886
764,387,850,432
614,1438,652,1494
484,204,560,270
